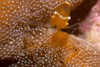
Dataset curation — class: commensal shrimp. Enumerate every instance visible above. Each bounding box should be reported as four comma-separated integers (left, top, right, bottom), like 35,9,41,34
0,0,100,67
50,2,71,30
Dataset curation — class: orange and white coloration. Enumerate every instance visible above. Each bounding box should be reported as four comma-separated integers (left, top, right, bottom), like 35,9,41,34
50,2,71,30
0,0,84,60
1,0,100,67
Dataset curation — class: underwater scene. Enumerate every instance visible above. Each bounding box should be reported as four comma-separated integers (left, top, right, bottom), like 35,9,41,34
0,0,100,67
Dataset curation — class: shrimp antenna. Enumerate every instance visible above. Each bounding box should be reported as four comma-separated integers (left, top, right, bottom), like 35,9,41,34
68,22,80,29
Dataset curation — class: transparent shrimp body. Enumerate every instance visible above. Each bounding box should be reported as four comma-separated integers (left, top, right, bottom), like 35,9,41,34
50,2,71,30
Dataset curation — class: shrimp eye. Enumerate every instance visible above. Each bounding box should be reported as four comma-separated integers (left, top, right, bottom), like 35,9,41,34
50,2,71,30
